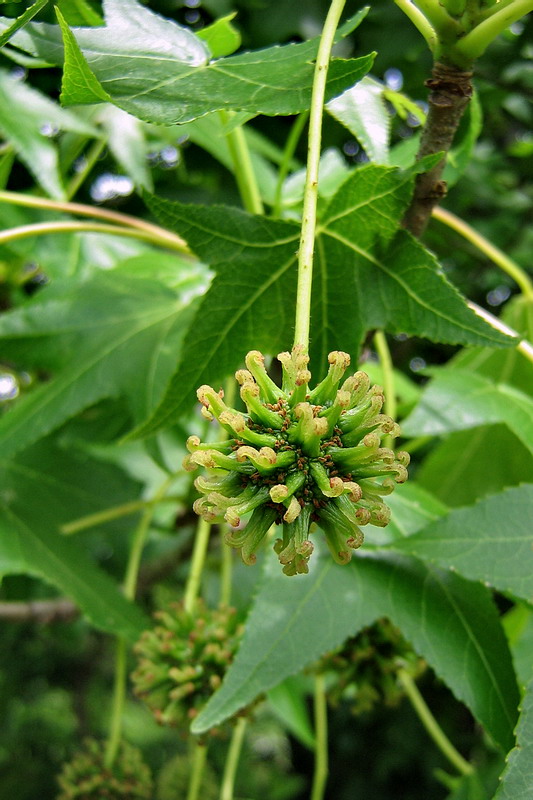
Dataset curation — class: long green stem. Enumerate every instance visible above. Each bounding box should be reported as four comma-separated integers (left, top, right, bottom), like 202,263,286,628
293,0,347,353
413,0,458,35
432,206,533,298
220,112,263,215
220,717,248,800
105,506,153,768
105,476,176,768
220,539,233,606
0,189,189,252
455,0,533,60
105,638,128,768
61,498,173,535
373,330,396,448
373,331,396,419
183,518,212,615
311,673,329,800
392,0,438,50
477,0,517,21
66,136,107,200
219,377,236,608
272,111,309,217
398,669,474,777
187,741,208,800
0,219,189,253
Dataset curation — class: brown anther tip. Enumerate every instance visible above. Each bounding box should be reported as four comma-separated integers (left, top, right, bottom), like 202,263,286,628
328,350,350,366
235,369,253,385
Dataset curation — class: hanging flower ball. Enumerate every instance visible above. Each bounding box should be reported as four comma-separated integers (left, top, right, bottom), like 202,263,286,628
131,601,243,728
317,619,426,715
56,739,153,800
186,348,408,576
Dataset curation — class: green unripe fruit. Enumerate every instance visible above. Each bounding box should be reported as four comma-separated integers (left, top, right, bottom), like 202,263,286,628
318,619,426,715
189,348,408,575
56,739,153,800
131,601,243,728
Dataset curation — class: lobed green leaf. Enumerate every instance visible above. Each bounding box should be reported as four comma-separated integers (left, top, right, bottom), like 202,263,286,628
391,484,533,604
402,370,533,456
133,164,513,439
6,2,373,124
192,550,519,752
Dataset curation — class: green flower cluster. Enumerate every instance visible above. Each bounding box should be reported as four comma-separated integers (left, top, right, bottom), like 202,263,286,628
318,619,426,715
186,348,409,575
131,601,243,728
56,739,153,800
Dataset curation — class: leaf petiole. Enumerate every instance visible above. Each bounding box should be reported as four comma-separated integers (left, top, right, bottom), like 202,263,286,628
432,206,533,299
0,189,190,252
220,111,264,215
398,668,474,777
220,717,248,800
311,672,329,800
392,0,438,50
104,474,178,768
455,0,533,59
294,0,348,353
0,219,190,254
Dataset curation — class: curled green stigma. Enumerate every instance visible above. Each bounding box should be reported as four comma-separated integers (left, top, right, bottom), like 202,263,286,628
187,348,409,576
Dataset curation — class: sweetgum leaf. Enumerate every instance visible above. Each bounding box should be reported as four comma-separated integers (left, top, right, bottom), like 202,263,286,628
133,164,513,438
11,2,373,124
327,76,390,163
196,13,242,58
192,550,518,752
402,370,533,456
0,259,206,458
56,6,111,105
494,673,533,800
55,0,103,26
0,439,148,640
363,481,448,546
416,296,533,506
392,484,533,603
417,425,533,507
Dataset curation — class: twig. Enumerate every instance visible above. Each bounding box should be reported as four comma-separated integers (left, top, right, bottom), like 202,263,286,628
402,62,473,237
0,598,78,623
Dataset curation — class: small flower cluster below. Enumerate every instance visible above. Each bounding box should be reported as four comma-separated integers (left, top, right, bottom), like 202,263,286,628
56,739,153,800
317,619,426,715
131,601,243,729
186,348,409,575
